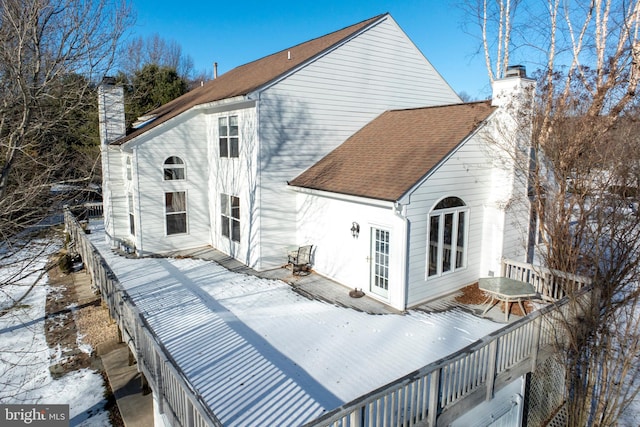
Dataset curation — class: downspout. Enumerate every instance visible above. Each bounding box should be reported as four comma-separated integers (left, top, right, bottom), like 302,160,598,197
101,144,113,245
514,393,524,426
134,149,143,255
252,92,262,270
394,201,409,310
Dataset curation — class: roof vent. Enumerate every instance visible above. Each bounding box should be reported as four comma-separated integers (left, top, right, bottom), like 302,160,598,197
505,65,526,78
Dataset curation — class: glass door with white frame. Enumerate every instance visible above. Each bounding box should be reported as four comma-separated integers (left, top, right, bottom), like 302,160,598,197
370,228,390,298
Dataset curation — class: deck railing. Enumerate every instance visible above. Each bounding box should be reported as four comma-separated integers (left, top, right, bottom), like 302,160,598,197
65,206,583,427
64,208,222,427
502,258,592,301
303,291,588,427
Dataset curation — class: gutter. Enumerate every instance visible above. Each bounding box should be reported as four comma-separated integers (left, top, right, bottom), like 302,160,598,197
120,96,255,149
287,185,395,209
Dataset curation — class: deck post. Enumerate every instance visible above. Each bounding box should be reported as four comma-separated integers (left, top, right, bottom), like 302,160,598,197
485,340,498,401
427,369,441,427
531,316,542,372
155,351,164,414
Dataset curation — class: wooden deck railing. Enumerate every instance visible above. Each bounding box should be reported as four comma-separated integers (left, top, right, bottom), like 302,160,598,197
65,206,584,427
502,258,592,301
302,291,587,427
64,208,222,427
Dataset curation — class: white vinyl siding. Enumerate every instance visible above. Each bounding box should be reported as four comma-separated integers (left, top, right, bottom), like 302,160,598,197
294,192,407,310
131,113,211,254
407,132,521,306
208,105,257,266
257,16,460,270
102,146,128,242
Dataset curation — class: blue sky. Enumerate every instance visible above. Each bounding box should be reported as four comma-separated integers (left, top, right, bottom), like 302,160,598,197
129,0,494,100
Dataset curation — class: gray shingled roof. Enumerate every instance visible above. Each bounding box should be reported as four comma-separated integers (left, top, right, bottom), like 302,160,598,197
113,14,387,145
288,101,496,201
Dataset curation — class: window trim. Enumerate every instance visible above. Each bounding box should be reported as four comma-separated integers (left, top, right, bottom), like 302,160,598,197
218,115,239,158
125,156,132,181
163,156,186,181
221,193,240,242
427,197,468,278
165,191,188,235
128,192,135,236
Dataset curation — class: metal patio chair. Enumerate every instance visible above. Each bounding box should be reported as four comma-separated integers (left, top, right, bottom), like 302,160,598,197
288,245,313,275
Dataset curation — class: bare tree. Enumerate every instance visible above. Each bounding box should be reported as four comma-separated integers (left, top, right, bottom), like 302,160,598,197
465,0,640,425
119,33,195,81
0,0,132,298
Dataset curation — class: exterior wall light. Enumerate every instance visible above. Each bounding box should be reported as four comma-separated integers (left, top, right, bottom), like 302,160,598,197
351,222,360,238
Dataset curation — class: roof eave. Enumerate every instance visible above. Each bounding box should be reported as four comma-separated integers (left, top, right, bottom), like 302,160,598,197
288,184,396,208
116,95,252,148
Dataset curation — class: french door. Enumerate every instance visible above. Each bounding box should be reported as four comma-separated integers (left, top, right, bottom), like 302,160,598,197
370,228,390,298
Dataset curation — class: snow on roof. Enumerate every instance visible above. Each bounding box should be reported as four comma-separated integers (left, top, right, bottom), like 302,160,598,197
87,223,502,426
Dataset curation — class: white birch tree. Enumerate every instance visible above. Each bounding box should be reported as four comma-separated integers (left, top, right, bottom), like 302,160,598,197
464,0,640,425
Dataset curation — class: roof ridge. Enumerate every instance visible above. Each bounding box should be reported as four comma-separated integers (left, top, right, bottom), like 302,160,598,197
386,100,493,113
115,13,390,145
290,101,496,201
226,13,389,73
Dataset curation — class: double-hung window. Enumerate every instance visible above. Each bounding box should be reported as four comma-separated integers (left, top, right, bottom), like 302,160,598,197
126,156,132,181
165,191,187,235
221,194,240,242
428,197,467,277
128,193,135,236
219,116,239,158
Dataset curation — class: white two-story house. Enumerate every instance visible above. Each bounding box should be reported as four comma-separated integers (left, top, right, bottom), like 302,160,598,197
99,13,534,311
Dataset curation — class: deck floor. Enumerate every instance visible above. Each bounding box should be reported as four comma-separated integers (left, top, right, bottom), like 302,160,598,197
88,224,521,426
161,245,514,321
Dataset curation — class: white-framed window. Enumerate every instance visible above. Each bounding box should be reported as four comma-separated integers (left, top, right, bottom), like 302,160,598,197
427,197,467,277
165,191,187,235
218,115,239,158
126,156,132,181
221,193,240,242
128,193,135,236
163,156,185,180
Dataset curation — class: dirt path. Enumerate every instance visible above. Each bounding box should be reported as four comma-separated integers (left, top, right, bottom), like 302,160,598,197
45,259,124,426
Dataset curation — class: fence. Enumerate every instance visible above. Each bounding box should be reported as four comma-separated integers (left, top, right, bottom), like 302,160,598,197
64,207,222,427
65,207,582,427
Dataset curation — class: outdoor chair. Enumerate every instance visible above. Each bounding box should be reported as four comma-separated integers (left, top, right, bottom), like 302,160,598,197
288,245,313,275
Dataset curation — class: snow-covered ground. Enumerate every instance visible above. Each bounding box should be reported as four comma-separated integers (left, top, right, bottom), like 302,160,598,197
86,222,506,426
0,239,112,426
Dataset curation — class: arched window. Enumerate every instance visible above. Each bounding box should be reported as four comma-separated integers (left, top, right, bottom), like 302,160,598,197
163,156,185,180
427,197,468,277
